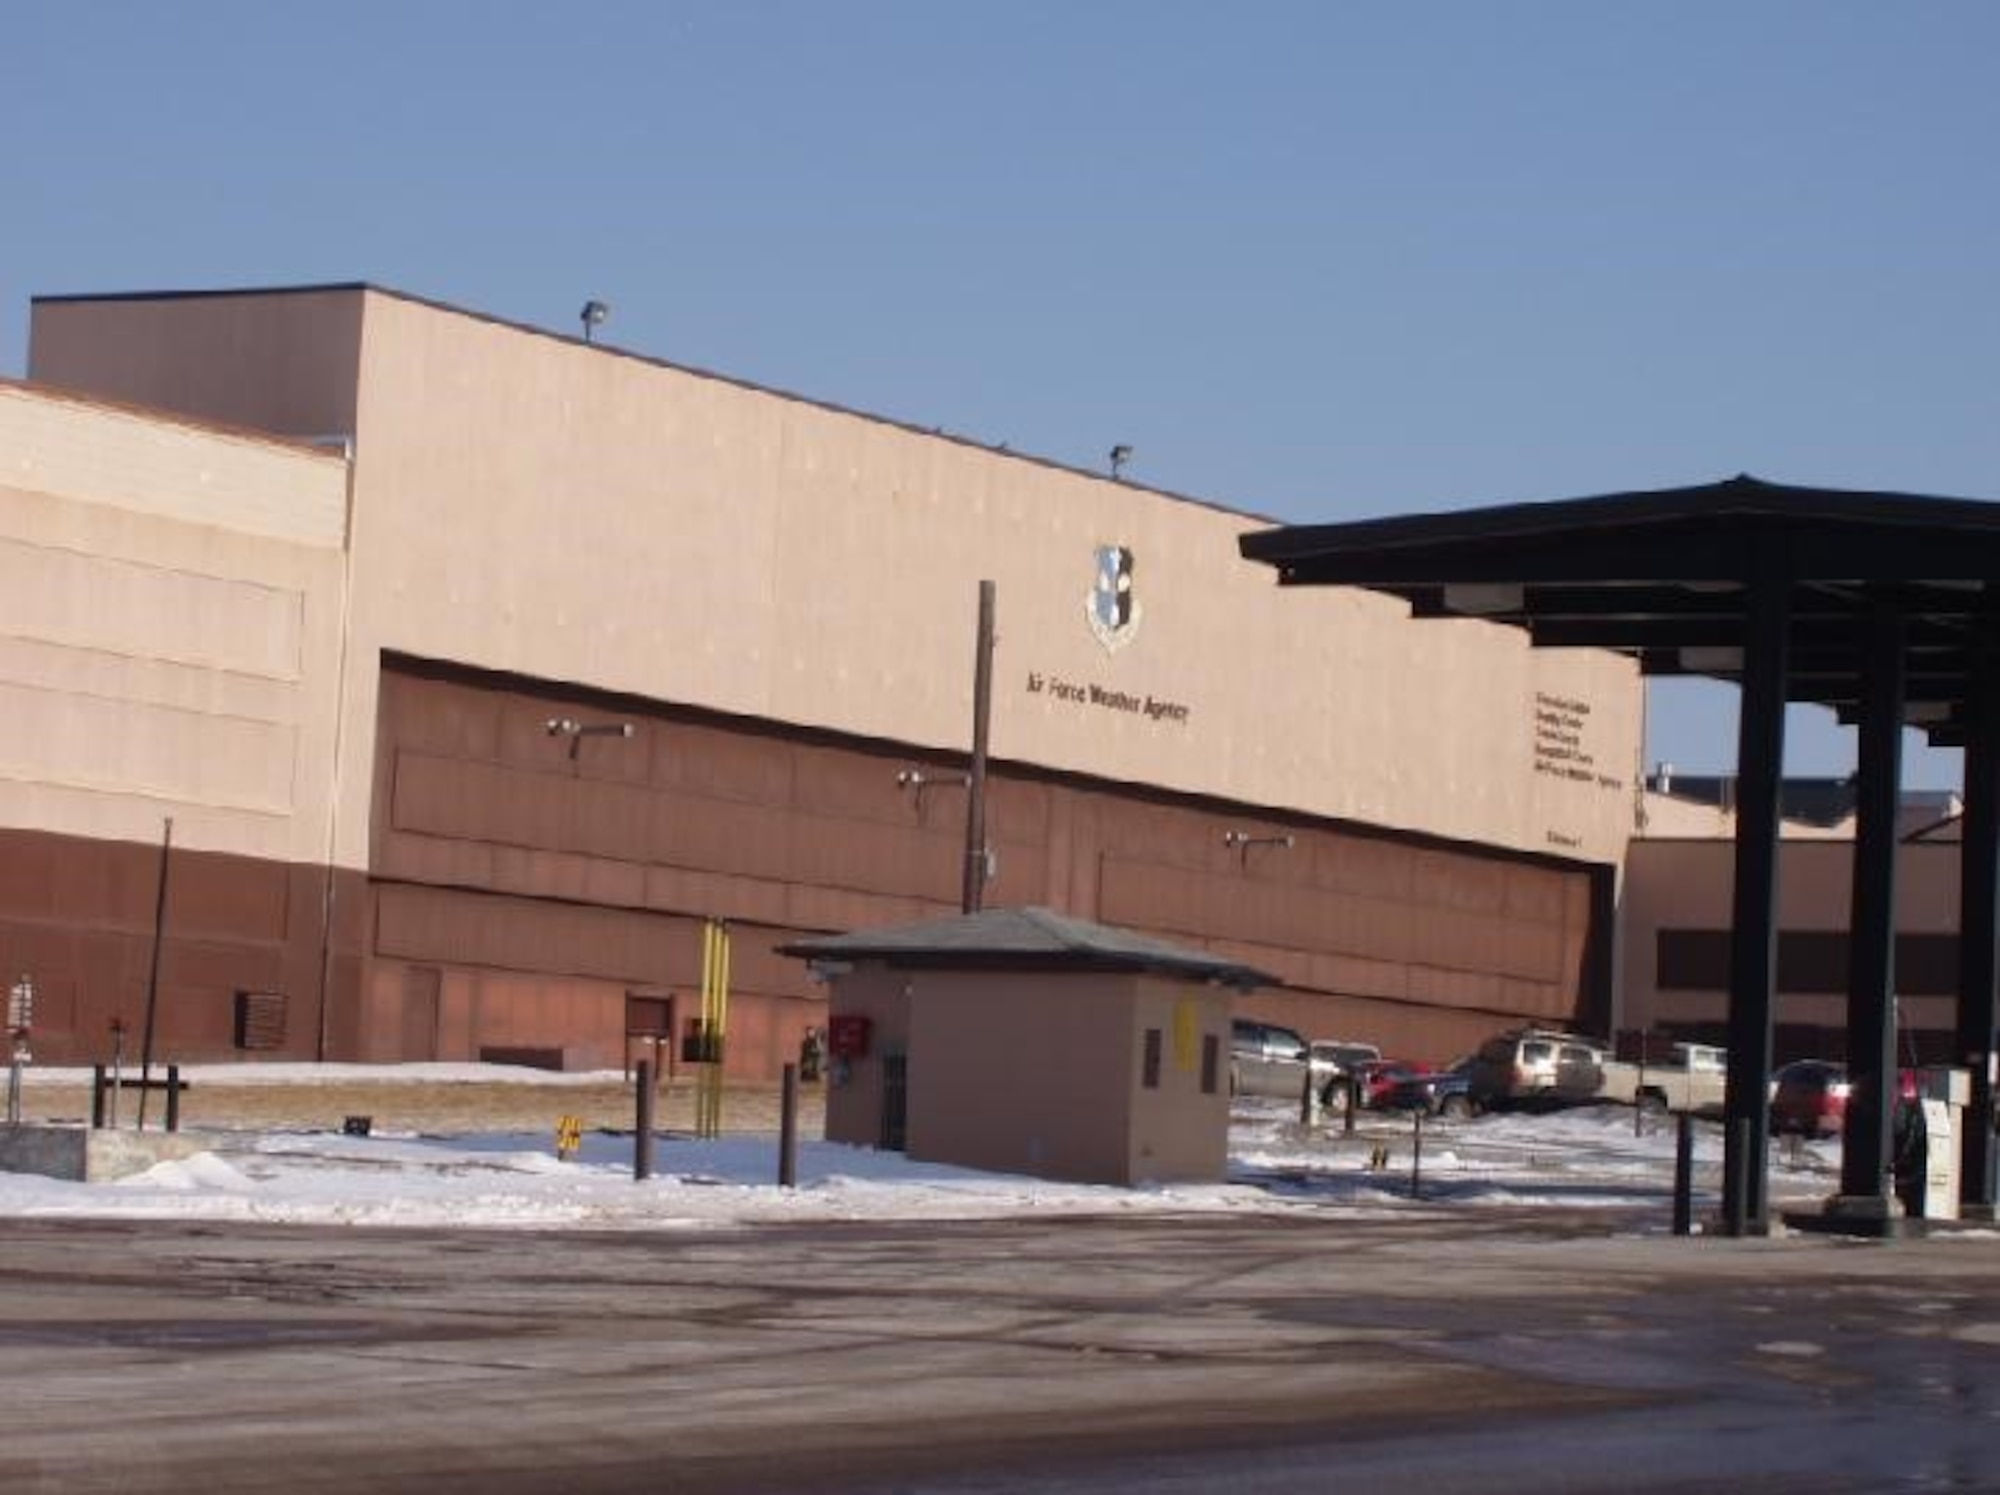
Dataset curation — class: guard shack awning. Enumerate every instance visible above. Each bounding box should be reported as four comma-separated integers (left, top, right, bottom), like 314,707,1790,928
1241,473,2000,1234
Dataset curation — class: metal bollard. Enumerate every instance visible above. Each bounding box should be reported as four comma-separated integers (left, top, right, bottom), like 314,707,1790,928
1672,1111,1695,1236
634,1059,656,1181
164,1065,181,1133
1300,1071,1320,1127
778,1063,799,1188
1343,1074,1360,1136
1410,1108,1424,1199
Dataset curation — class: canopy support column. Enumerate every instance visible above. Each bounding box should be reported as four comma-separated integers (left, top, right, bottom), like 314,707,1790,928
1830,604,1905,1226
1958,633,2000,1220
1722,539,1789,1236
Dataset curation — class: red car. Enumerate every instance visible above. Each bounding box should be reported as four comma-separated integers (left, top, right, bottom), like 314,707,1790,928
1770,1060,1920,1137
1348,1058,1429,1110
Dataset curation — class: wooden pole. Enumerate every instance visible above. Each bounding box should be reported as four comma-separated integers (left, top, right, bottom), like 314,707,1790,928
137,817,174,1131
963,580,995,913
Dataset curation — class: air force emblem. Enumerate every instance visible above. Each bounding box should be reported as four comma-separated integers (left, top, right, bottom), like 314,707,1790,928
1086,544,1141,653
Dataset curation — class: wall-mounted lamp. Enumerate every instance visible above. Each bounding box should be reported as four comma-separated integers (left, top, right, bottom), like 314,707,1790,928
1108,444,1133,480
580,300,610,343
545,716,634,759
1223,830,1296,859
896,766,971,812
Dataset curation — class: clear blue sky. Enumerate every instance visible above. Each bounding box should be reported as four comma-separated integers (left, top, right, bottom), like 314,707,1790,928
8,1,1995,789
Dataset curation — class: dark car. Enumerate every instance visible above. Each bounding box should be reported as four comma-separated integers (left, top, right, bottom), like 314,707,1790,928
1769,1059,1850,1137
1378,1058,1479,1119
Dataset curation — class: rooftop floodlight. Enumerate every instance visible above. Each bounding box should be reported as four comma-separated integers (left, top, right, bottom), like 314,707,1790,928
1109,444,1133,480
580,300,610,343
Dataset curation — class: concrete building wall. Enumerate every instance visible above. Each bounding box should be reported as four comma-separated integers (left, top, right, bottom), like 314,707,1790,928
0,380,358,1063
1620,837,1964,1058
32,286,1645,874
0,381,349,861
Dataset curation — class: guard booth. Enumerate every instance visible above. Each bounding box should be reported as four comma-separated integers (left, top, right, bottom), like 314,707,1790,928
778,906,1276,1187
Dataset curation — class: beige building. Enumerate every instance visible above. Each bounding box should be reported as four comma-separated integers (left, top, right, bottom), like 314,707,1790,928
4,282,1648,1073
1621,778,1966,1062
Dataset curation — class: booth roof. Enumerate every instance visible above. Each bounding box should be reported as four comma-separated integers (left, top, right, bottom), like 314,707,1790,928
777,906,1276,990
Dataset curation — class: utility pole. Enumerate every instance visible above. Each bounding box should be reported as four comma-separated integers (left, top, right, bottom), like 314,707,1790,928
138,816,173,1130
963,580,995,913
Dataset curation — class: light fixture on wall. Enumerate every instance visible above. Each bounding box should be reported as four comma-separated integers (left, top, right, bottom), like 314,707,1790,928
545,716,634,759
896,766,971,813
1223,829,1295,864
580,300,610,343
1108,444,1133,480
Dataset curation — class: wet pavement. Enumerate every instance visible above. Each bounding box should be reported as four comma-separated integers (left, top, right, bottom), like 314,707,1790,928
1,1204,1996,1493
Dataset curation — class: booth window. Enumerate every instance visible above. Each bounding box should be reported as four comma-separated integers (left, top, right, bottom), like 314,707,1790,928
1141,1028,1162,1089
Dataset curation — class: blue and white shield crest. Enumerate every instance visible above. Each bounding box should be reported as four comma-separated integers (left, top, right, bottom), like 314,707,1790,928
1086,544,1141,653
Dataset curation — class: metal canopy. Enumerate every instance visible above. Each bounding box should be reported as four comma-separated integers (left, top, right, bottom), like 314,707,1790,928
1241,472,2000,1235
1239,474,2000,747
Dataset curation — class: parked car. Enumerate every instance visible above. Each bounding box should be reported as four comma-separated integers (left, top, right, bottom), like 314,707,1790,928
1230,1019,1337,1101
1597,1042,1729,1116
1307,1040,1385,1110
1769,1059,1920,1137
1377,1057,1479,1119
1467,1028,1607,1112
1346,1057,1430,1110
1309,1039,1382,1075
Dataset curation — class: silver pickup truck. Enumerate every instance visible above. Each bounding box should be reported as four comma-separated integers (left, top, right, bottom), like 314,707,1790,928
1596,1042,1729,1116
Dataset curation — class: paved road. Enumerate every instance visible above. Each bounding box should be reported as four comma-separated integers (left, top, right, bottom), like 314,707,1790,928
1,1207,1996,1493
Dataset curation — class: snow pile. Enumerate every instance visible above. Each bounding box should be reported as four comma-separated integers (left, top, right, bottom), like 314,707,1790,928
1,1067,1852,1231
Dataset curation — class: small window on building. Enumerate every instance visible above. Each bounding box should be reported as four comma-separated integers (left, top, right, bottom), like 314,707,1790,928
1200,1033,1220,1095
1142,1028,1162,1089
233,991,287,1051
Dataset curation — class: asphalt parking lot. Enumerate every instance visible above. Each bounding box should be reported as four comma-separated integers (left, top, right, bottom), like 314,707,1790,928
3,1196,1998,1493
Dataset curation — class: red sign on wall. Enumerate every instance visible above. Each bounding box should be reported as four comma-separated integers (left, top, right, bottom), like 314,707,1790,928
827,1014,872,1059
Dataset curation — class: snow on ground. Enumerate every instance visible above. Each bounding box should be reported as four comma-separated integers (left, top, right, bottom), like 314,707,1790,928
2,1065,1851,1232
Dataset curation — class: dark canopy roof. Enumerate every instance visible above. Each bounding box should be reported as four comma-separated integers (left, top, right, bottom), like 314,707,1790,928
778,906,1276,990
1239,474,2000,747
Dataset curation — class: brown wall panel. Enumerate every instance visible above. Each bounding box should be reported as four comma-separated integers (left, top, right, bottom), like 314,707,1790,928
1310,835,1415,900
0,827,362,1064
654,719,794,802
358,663,1607,1074
0,833,60,920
